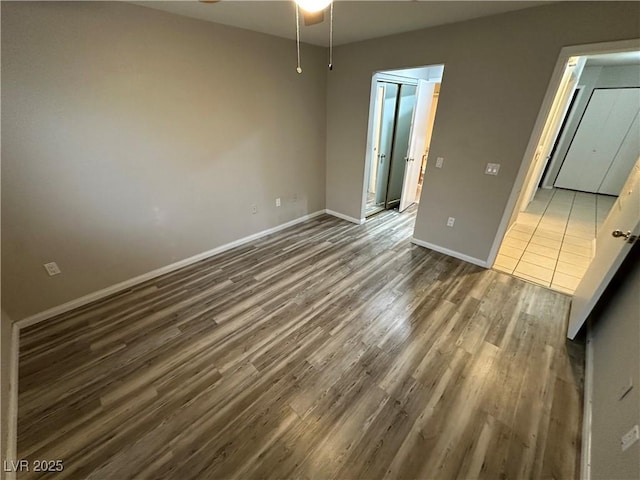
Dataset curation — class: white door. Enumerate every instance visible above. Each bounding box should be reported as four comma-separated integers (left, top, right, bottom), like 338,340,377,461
567,155,640,339
521,57,584,207
555,88,640,193
399,80,435,212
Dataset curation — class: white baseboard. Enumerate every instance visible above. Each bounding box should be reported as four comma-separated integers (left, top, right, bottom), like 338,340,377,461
581,326,594,480
325,209,365,225
7,209,329,476
411,237,489,268
15,210,326,329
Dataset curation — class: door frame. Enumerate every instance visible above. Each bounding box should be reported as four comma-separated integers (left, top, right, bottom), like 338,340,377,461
540,85,585,188
361,73,418,219
487,38,640,268
360,66,444,220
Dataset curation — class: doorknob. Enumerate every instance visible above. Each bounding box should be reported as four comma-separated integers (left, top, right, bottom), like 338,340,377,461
612,230,637,243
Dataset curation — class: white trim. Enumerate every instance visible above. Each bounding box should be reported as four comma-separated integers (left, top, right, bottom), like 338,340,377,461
581,325,594,480
488,38,640,269
6,324,19,480
325,209,365,225
411,237,489,268
15,210,326,329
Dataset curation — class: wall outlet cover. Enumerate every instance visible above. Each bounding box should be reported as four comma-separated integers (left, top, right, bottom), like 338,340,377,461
436,157,444,168
621,425,639,452
276,198,281,207
44,262,61,276
447,217,455,227
485,163,500,175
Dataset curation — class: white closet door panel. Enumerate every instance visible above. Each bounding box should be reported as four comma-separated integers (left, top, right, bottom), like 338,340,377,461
599,111,640,195
555,88,640,193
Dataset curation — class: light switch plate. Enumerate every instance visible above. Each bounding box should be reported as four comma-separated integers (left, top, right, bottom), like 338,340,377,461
447,217,455,227
436,157,444,168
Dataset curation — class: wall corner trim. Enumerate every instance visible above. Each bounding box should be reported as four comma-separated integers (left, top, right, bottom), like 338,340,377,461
325,209,365,225
15,210,327,330
411,237,489,268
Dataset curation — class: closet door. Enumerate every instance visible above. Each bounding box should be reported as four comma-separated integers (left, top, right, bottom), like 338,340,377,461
598,111,640,195
374,83,399,206
555,88,640,193
386,84,417,207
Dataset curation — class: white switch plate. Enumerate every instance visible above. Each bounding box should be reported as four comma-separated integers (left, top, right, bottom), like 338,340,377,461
436,157,444,168
251,204,258,214
276,198,281,207
621,425,639,451
485,163,500,175
43,262,61,276
447,217,455,227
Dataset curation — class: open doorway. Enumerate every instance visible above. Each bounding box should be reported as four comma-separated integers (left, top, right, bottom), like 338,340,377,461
362,65,443,218
493,47,640,295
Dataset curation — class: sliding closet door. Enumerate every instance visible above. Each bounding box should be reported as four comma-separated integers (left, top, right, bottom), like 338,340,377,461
374,83,399,206
555,88,640,193
599,111,640,195
386,84,417,207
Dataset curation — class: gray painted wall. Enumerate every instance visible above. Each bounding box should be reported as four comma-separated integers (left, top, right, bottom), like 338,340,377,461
325,1,640,263
590,247,640,479
1,2,327,320
543,64,640,188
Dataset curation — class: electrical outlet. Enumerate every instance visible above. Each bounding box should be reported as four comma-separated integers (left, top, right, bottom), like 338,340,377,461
293,193,298,203
621,425,639,451
485,163,500,175
436,157,444,169
447,217,455,227
251,204,258,215
276,198,281,207
43,262,61,276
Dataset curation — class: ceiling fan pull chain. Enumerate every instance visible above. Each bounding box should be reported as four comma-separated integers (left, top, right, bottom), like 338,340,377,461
328,2,333,70
295,4,303,74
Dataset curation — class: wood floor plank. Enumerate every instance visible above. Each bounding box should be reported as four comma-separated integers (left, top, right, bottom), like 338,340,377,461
17,207,584,479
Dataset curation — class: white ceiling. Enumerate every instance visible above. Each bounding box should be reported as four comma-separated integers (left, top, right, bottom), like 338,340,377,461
585,51,640,67
133,1,551,47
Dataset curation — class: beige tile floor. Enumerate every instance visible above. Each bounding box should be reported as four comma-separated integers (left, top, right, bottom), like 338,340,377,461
494,188,616,295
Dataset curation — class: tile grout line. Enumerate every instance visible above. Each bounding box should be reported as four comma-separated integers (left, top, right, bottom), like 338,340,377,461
546,190,574,288
550,190,577,288
511,188,556,284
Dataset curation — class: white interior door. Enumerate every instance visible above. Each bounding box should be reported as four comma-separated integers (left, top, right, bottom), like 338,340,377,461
521,57,583,208
399,80,435,212
567,155,640,339
555,88,640,193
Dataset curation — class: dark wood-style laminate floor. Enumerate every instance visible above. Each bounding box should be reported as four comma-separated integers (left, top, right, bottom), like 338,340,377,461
17,208,585,479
